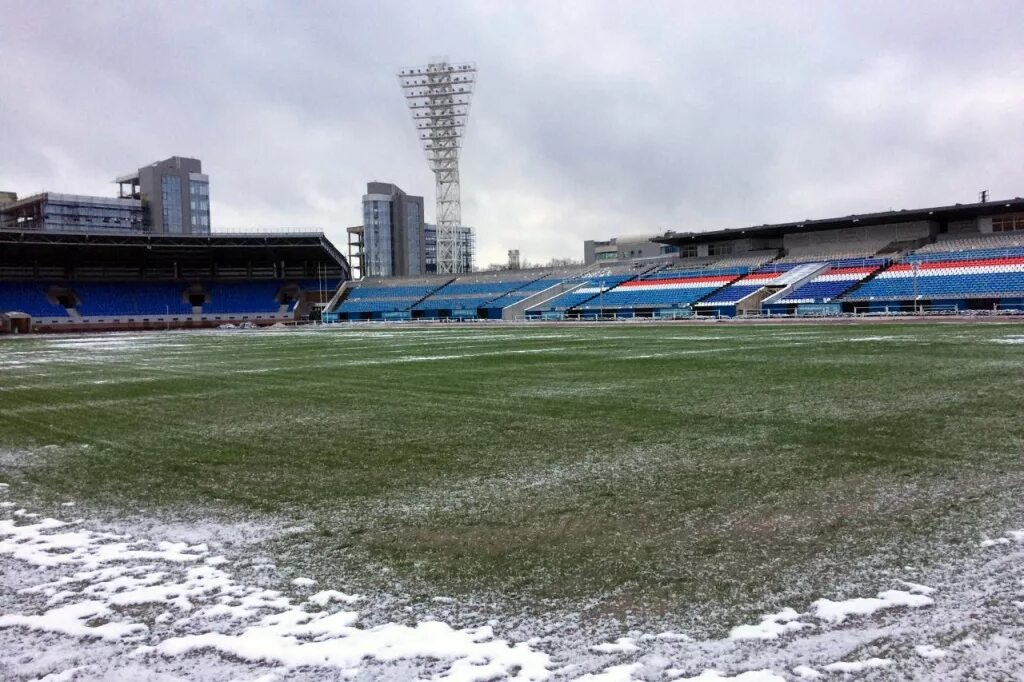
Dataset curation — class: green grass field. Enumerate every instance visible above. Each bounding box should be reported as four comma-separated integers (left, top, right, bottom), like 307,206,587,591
2,322,1023,631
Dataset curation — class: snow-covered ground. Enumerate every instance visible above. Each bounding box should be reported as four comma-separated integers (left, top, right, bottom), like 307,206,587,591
4,481,1024,680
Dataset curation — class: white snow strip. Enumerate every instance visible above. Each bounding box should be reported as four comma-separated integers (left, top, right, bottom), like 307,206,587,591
307,590,362,606
914,644,948,659
290,577,316,587
590,637,639,654
0,601,147,641
573,662,642,681
30,667,85,682
896,580,936,595
822,658,893,672
674,670,786,681
811,589,933,623
981,537,1011,547
729,607,810,640
791,665,822,679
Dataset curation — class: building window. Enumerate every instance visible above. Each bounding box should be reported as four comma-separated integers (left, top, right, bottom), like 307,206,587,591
993,214,1024,232
161,176,183,233
679,245,698,258
708,242,733,256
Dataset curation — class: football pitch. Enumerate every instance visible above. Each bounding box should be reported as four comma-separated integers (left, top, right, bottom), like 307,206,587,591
2,321,1024,678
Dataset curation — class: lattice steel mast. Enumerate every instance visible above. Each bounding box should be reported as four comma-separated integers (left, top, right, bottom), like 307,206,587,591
398,59,477,274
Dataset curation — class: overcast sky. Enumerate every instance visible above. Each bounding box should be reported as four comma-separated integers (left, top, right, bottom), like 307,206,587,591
3,1,1023,266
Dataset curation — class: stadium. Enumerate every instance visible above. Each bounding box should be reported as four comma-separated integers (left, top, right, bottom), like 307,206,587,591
6,195,1022,333
3,6,1024,682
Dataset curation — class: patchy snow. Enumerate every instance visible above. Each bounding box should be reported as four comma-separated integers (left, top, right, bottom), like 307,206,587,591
914,644,947,659
895,580,936,595
3,484,1024,680
981,537,1011,547
573,662,642,681
308,589,362,606
729,608,810,640
981,529,1024,547
30,667,85,682
673,670,786,681
0,500,551,681
821,657,893,673
993,335,1024,345
0,600,147,641
811,589,933,624
590,637,639,654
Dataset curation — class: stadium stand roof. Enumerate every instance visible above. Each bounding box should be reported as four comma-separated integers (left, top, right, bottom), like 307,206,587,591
656,197,1024,245
0,229,349,279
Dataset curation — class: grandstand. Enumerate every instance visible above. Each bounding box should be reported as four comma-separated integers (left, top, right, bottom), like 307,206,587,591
4,196,1024,331
0,229,348,332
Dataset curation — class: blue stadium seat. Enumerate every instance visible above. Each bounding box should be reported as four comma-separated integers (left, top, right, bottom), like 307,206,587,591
845,249,1024,301
0,282,68,317
202,282,282,314
74,282,192,316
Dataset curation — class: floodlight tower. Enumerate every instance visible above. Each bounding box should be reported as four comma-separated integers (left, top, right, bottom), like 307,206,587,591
398,58,477,274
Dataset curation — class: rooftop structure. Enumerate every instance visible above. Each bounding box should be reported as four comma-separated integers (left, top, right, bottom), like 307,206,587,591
1,156,211,236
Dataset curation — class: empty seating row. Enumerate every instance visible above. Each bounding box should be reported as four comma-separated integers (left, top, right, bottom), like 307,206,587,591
775,260,887,304
581,271,739,309
694,265,799,306
530,275,634,311
0,282,68,317
845,255,1024,300
776,244,889,263
485,279,562,309
0,281,310,318
202,281,284,314
74,282,193,316
905,246,1024,264
344,284,440,300
914,234,1024,254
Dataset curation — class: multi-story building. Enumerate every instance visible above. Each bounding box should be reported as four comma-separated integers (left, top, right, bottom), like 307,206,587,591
0,193,144,232
357,181,475,278
0,156,210,235
584,235,679,265
424,223,474,274
116,157,210,234
361,182,425,278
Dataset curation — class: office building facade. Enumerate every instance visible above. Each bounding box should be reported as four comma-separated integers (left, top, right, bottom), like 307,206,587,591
361,182,426,278
355,180,476,278
117,157,210,234
2,156,210,235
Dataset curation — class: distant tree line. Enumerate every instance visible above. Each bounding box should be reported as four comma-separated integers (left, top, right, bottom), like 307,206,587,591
479,257,583,272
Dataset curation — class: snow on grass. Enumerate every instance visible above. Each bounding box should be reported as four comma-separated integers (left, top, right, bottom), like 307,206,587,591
993,335,1024,345
0,500,551,681
0,600,147,641
572,662,642,681
673,670,786,681
895,580,936,595
30,667,85,682
791,665,822,679
980,529,1024,547
728,608,811,640
307,589,361,606
846,335,905,342
811,589,933,624
821,657,893,672
914,644,947,659
289,576,316,587
589,637,639,654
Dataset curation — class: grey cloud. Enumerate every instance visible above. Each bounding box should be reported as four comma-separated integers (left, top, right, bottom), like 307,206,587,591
2,1,1023,266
